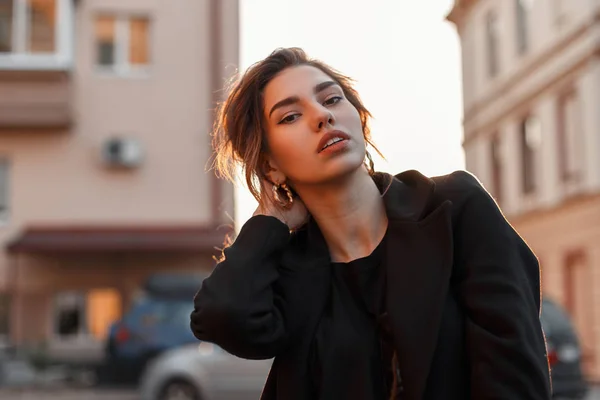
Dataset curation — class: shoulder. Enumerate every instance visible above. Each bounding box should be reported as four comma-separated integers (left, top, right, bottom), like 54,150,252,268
396,169,490,200
432,170,489,199
395,169,499,218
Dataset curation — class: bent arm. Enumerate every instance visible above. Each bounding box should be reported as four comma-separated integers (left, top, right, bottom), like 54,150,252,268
190,215,290,359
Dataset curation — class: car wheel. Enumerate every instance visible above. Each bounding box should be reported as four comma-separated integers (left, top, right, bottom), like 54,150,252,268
159,379,201,400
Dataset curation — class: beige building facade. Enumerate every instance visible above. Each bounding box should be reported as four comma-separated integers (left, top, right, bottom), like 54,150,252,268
0,0,238,362
448,0,600,379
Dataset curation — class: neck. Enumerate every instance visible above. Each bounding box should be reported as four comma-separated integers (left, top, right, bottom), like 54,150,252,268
294,169,388,263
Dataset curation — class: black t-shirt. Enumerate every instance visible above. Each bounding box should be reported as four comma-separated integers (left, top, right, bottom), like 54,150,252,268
311,235,403,399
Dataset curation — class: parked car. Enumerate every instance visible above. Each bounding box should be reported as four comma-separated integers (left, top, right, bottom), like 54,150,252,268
139,342,272,400
135,293,584,399
542,298,588,399
101,273,206,385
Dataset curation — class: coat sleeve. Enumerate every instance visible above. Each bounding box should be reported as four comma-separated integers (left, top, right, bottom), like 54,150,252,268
451,171,551,399
190,215,290,360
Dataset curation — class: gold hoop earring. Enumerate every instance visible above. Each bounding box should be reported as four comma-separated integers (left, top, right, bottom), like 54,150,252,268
272,183,294,209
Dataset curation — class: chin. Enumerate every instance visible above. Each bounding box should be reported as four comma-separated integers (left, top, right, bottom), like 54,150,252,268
291,150,366,186
319,155,366,182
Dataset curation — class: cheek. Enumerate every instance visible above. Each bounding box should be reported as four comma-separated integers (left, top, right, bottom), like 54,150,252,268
338,103,363,130
267,128,311,168
349,107,363,128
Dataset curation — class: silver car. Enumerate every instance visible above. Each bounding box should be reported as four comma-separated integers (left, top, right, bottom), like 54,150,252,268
139,342,272,400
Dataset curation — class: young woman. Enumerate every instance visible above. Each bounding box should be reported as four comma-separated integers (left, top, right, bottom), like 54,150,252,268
190,47,551,400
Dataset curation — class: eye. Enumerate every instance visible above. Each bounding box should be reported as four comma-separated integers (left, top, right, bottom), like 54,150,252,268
323,96,342,106
278,113,300,124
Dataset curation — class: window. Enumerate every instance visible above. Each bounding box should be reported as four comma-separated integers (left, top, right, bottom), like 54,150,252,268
0,0,74,69
0,293,10,341
95,15,151,75
485,10,500,78
563,251,593,353
0,160,9,223
557,90,583,182
54,292,85,337
86,289,122,340
515,0,529,55
520,115,541,194
95,16,115,67
0,0,14,52
53,289,122,340
490,134,503,203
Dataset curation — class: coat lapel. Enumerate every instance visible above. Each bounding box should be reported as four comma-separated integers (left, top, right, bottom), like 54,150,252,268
379,171,454,400
276,219,331,399
279,219,331,338
277,171,454,400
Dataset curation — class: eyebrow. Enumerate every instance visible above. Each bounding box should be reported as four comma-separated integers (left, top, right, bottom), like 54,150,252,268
268,80,339,118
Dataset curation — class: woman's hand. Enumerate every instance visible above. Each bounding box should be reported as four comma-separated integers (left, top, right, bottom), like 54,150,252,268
253,182,309,230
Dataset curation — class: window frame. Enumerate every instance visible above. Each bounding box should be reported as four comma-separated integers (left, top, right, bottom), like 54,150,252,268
556,88,584,183
94,13,151,78
0,0,74,70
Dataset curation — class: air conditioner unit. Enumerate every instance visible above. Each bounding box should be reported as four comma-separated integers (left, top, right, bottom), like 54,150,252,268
101,137,143,168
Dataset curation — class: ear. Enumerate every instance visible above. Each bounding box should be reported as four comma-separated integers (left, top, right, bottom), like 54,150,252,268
262,155,286,185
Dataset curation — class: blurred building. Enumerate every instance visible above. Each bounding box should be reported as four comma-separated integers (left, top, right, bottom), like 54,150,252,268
0,0,238,362
448,0,600,379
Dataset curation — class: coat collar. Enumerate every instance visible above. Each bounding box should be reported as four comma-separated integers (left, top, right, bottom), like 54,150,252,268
371,171,454,399
374,170,437,222
296,170,454,400
303,169,437,246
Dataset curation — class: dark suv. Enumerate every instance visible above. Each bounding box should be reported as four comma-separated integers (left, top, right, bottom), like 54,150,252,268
541,298,588,399
101,273,206,386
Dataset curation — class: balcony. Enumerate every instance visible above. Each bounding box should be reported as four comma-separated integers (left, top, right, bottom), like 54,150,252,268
0,0,74,130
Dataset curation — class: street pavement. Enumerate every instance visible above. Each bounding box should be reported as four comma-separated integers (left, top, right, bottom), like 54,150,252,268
0,389,139,400
1,386,600,400
588,386,600,399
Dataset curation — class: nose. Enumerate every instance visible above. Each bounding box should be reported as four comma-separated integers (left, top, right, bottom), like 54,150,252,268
313,104,335,132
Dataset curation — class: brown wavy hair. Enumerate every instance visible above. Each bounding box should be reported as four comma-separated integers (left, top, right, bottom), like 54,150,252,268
211,47,383,202
211,48,398,399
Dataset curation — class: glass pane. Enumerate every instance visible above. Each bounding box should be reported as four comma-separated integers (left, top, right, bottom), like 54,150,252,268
86,289,122,340
0,292,10,336
129,17,149,65
0,0,14,53
27,0,56,53
516,0,527,53
55,292,85,337
95,15,115,66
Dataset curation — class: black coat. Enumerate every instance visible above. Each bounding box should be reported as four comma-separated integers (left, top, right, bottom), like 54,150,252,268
191,170,552,400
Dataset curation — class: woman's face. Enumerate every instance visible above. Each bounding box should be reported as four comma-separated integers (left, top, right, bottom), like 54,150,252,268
262,65,366,187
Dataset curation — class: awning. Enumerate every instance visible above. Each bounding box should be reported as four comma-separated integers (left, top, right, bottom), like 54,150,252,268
6,225,233,254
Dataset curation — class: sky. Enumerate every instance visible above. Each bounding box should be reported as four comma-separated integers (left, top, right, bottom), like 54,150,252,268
235,0,464,226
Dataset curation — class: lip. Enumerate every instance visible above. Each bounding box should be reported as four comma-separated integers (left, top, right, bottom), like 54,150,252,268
317,130,351,153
